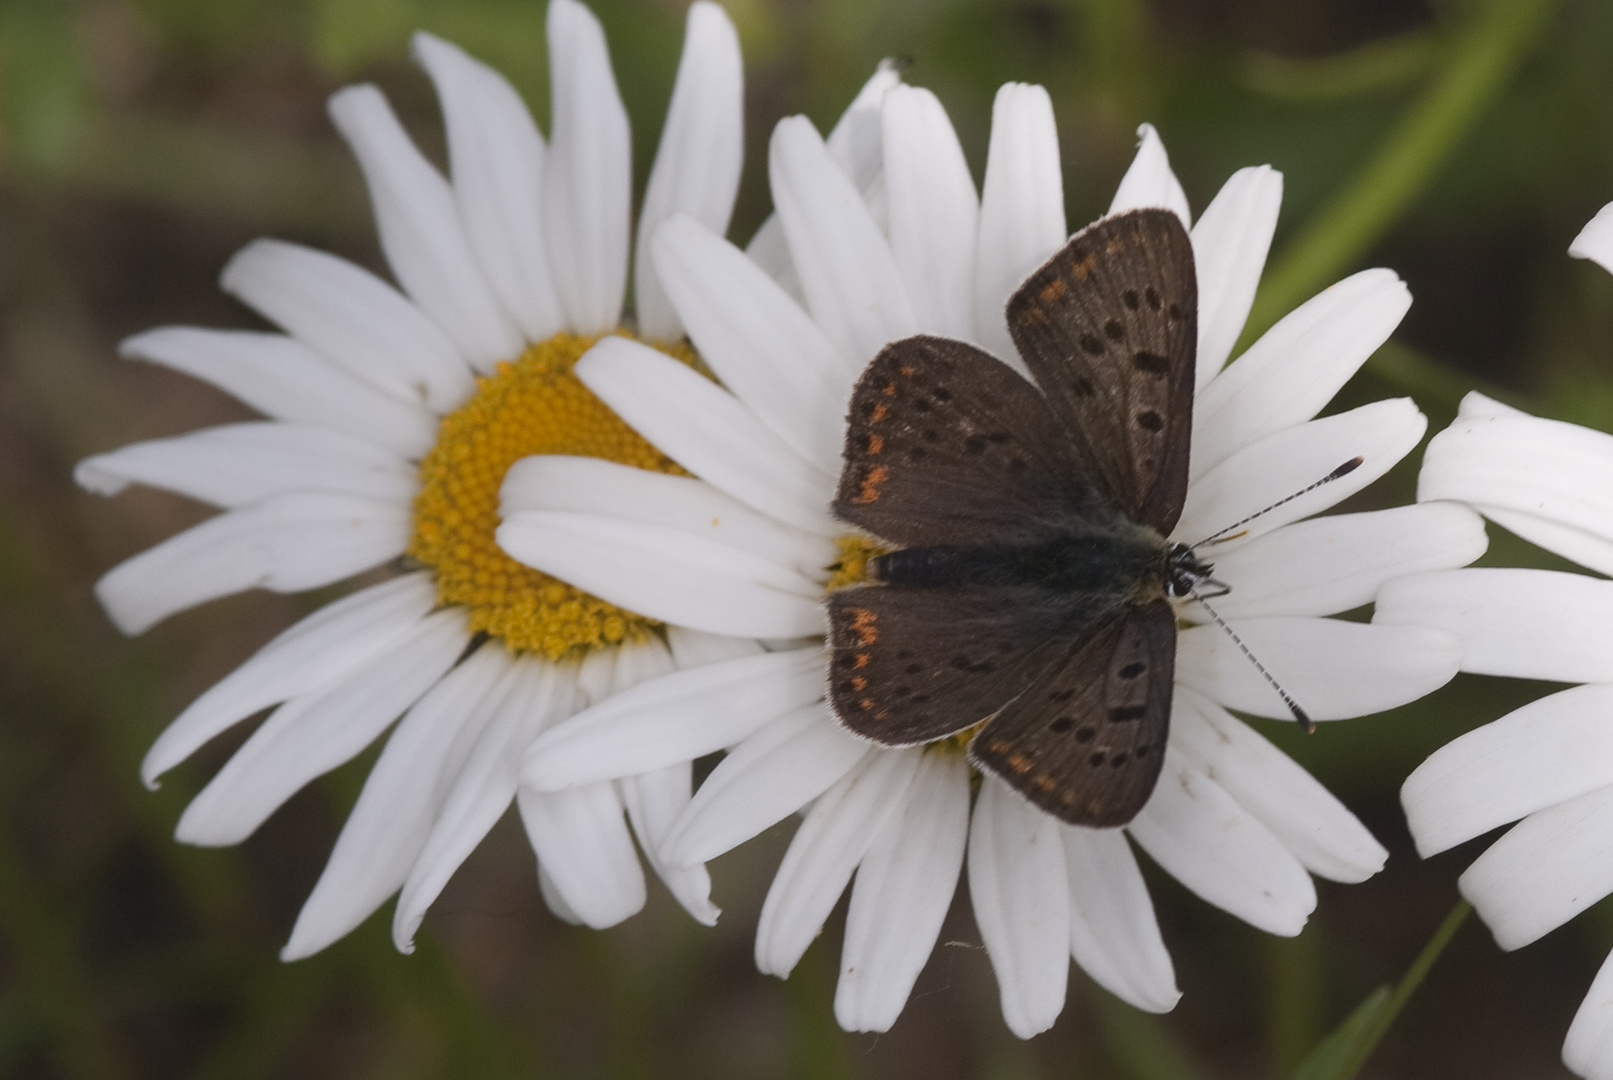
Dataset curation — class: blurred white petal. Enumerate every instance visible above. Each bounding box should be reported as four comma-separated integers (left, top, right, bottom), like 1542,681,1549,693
974,82,1063,371
756,749,922,977
1108,124,1190,228
1062,826,1178,1013
1570,199,1613,273
219,242,472,413
633,2,744,341
327,85,522,368
1190,165,1281,385
118,327,437,458
95,492,409,635
968,777,1070,1038
543,0,631,333
413,32,565,342
835,750,970,1032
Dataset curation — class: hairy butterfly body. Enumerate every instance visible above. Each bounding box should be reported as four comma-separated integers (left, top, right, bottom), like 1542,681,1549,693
827,208,1204,827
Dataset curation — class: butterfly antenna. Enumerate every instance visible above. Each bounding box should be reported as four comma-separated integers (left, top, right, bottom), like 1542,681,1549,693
1189,588,1315,734
1190,457,1363,550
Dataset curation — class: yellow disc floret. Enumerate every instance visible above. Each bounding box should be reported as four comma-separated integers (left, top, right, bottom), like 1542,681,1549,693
409,332,690,659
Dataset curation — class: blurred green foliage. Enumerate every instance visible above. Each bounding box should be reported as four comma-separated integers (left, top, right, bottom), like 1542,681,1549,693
4,0,1613,1078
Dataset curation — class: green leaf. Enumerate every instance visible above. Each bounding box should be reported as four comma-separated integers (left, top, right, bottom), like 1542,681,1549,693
1287,986,1393,1080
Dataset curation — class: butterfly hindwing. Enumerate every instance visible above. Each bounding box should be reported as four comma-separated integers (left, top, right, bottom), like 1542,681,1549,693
835,335,1110,549
827,582,1082,745
969,599,1175,827
1006,209,1197,534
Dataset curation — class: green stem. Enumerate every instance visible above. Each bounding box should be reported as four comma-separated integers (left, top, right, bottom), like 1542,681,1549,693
1242,0,1560,344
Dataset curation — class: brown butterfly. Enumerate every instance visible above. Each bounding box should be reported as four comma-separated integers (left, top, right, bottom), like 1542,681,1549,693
826,208,1207,827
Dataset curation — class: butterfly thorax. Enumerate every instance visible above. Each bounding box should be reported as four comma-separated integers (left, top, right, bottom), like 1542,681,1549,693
870,518,1172,606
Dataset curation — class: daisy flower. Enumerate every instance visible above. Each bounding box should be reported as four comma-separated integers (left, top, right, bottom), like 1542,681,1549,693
502,85,1473,1035
75,0,749,958
1380,200,1613,1080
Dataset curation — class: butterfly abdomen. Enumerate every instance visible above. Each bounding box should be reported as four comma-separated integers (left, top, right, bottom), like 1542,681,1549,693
871,522,1169,603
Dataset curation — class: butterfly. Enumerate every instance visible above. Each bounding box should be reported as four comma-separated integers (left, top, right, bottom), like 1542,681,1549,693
826,207,1208,828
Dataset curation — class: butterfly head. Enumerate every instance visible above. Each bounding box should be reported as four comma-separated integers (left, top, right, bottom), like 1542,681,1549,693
1165,542,1213,599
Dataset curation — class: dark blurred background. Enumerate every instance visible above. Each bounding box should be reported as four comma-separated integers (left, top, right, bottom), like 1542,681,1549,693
4,0,1613,1077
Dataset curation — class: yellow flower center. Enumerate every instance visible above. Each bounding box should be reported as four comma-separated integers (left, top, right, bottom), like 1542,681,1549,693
408,332,690,659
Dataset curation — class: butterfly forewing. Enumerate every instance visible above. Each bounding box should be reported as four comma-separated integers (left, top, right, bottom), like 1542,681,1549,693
835,335,1110,549
827,583,1080,745
1006,209,1197,534
969,600,1175,826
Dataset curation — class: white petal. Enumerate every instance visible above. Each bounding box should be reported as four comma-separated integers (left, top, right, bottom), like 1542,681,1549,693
967,777,1070,1039
1565,948,1613,1080
538,865,583,925
1107,123,1191,228
651,215,853,467
622,762,720,926
1420,412,1613,564
327,85,523,368
498,511,824,639
1175,398,1427,552
118,327,437,458
517,782,645,929
93,492,409,635
393,658,577,951
882,85,979,341
140,574,436,785
1061,826,1178,1013
974,83,1064,371
1192,269,1411,479
770,116,918,369
662,702,869,868
743,61,902,294
1176,616,1459,722
1171,687,1386,882
1570,199,1613,273
835,750,969,1033
1128,747,1314,935
1376,568,1613,683
1400,684,1613,857
633,2,744,341
756,748,922,977
666,624,766,668
522,646,826,789
502,455,837,576
77,422,416,508
177,609,467,846
219,242,473,414
825,60,901,191
1479,508,1613,580
1203,503,1488,621
412,32,565,342
1457,390,1527,420
573,337,837,533
543,0,631,333
1460,782,1613,951
1190,165,1282,385
281,646,513,960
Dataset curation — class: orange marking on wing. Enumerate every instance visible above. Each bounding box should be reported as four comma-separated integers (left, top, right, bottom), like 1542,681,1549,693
1070,253,1098,280
870,402,889,423
851,676,867,691
867,434,883,455
1039,278,1067,303
1032,773,1057,793
1105,237,1124,255
850,607,878,646
899,364,915,377
854,465,889,505
854,653,870,669
1005,753,1034,775
881,381,897,397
